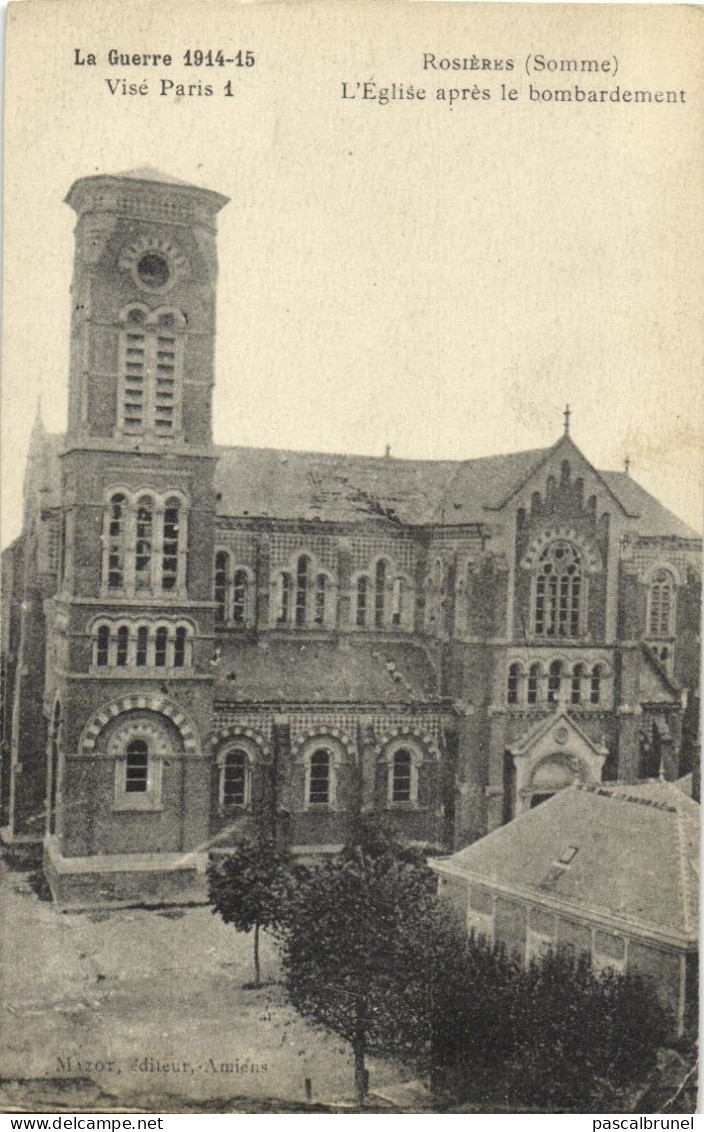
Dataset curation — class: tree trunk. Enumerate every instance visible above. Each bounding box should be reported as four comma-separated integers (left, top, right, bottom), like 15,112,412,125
254,921,261,987
353,1036,366,1107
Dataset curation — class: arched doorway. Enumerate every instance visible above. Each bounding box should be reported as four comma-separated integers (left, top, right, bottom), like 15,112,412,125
526,753,586,809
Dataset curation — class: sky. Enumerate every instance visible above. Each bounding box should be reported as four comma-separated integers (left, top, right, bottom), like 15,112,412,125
2,0,703,547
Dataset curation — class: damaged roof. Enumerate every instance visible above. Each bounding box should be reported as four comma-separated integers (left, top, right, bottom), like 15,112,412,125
212,443,699,536
38,432,699,538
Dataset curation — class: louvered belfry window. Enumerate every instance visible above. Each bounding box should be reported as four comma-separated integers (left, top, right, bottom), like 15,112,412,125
119,308,183,438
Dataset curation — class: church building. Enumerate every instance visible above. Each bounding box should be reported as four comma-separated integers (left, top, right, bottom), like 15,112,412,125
1,168,700,907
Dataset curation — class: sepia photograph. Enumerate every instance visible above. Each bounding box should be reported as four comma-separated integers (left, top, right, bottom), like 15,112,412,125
0,0,701,1117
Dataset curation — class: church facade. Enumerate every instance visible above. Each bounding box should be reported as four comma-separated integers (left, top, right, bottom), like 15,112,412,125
1,168,700,907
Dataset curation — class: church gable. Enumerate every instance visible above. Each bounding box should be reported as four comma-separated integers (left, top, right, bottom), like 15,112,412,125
495,433,632,523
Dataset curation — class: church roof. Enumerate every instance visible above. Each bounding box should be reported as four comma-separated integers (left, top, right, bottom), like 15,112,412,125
601,471,700,540
433,781,700,945
213,442,699,537
211,638,441,704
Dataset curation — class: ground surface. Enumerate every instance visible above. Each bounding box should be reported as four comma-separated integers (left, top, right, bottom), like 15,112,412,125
0,852,407,1112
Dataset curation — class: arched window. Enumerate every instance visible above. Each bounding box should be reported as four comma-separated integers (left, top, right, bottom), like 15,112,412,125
154,322,178,437
527,663,540,705
135,497,153,592
571,663,585,705
547,660,563,704
103,491,187,598
113,719,166,811
121,313,147,432
214,551,230,624
534,541,584,638
233,570,248,625
162,501,180,592
221,749,249,808
507,663,521,705
277,572,292,625
375,560,387,629
107,493,126,590
648,570,675,638
356,576,369,627
308,748,332,805
174,626,187,668
136,626,149,667
314,574,327,626
116,625,129,667
295,555,310,627
392,577,404,627
118,306,184,437
391,749,413,802
155,627,168,667
125,740,149,794
590,664,602,705
96,625,110,667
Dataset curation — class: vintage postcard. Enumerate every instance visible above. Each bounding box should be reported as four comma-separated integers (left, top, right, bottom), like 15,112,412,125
0,0,701,1117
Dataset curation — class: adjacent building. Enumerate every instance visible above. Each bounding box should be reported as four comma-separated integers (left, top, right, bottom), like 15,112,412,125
431,779,699,1033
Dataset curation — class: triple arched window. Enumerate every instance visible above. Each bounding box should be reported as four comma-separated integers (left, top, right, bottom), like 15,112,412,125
533,541,584,638
103,490,187,597
117,305,186,439
214,552,254,626
92,620,193,670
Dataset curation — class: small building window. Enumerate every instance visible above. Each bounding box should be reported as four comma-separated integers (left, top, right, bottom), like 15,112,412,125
233,569,248,625
136,626,149,667
214,551,229,624
592,930,626,976
116,625,129,668
508,663,521,705
356,576,369,627
391,749,413,802
467,885,494,943
308,748,331,805
96,625,110,667
590,664,602,705
222,749,248,808
125,740,149,793
155,627,168,667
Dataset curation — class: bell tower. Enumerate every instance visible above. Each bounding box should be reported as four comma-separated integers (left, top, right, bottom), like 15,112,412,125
65,166,228,447
45,170,230,897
